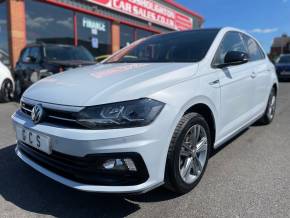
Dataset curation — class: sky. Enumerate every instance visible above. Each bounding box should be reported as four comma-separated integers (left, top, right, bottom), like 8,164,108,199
176,0,290,53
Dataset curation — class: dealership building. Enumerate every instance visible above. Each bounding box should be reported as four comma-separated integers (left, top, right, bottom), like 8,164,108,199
0,0,203,67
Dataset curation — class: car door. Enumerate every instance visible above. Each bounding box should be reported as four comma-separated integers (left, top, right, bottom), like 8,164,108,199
15,48,31,94
15,47,42,92
213,31,256,140
242,34,271,115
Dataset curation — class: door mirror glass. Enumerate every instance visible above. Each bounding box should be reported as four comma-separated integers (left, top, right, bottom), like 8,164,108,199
222,51,249,67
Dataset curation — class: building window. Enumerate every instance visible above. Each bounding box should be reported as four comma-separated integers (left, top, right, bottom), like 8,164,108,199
77,13,112,58
120,24,154,48
136,29,153,40
120,25,135,48
25,0,74,45
0,0,10,66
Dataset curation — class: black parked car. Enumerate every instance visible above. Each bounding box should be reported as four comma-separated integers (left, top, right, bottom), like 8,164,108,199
14,44,96,97
275,54,290,81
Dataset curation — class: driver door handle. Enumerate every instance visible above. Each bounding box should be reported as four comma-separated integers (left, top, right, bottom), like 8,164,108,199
251,72,257,79
209,80,220,85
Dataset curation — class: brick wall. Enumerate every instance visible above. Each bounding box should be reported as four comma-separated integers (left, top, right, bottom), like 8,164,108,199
7,0,26,68
112,21,120,53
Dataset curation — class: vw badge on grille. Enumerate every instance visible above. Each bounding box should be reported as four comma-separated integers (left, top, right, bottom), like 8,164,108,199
31,104,44,124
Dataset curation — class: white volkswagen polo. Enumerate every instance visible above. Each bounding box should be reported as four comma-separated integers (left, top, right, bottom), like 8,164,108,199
12,27,278,194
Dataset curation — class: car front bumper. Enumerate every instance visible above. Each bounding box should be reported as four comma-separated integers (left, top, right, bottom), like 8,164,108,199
15,145,162,194
12,105,176,193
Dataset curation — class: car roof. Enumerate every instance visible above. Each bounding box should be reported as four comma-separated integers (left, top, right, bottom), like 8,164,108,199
162,28,222,36
155,27,252,40
181,28,222,33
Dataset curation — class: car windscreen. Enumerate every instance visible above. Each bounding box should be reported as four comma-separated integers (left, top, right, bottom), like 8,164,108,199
105,29,220,64
44,46,95,62
278,55,290,64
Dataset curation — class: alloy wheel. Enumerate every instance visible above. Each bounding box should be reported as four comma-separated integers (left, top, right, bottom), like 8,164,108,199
267,92,276,120
179,124,208,184
1,80,13,101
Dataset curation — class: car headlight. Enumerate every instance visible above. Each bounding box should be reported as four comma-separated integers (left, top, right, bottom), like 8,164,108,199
76,98,165,129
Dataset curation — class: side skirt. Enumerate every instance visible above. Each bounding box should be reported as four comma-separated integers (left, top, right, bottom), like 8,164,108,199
213,112,264,150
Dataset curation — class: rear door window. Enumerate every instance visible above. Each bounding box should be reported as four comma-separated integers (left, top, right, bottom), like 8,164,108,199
242,34,265,61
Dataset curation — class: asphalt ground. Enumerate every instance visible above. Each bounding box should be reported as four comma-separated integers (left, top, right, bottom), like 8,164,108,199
0,83,290,218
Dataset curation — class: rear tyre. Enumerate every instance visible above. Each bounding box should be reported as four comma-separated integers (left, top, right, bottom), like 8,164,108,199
258,87,277,125
0,79,13,102
165,113,211,194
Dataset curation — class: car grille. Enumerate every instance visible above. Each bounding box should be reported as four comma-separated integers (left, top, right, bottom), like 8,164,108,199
20,101,84,129
18,142,149,186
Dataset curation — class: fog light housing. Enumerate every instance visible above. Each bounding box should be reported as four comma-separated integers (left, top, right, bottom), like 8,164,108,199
102,158,137,171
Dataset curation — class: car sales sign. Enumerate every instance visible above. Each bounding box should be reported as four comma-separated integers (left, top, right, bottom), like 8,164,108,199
87,0,193,31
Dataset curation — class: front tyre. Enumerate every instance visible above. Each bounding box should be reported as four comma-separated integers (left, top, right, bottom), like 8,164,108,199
165,113,211,194
259,87,277,125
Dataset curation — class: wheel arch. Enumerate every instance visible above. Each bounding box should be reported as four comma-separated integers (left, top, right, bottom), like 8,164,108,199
273,83,278,95
164,102,217,192
183,103,216,147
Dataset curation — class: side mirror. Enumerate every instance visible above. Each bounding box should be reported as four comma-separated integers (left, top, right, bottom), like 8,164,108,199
30,56,37,63
223,51,249,67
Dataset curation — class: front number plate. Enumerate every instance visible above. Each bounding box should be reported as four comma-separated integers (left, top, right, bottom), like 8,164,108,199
16,126,51,154
281,71,290,75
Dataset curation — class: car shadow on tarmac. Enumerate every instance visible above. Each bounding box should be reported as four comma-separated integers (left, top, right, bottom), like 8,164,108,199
0,127,250,217
0,144,183,217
